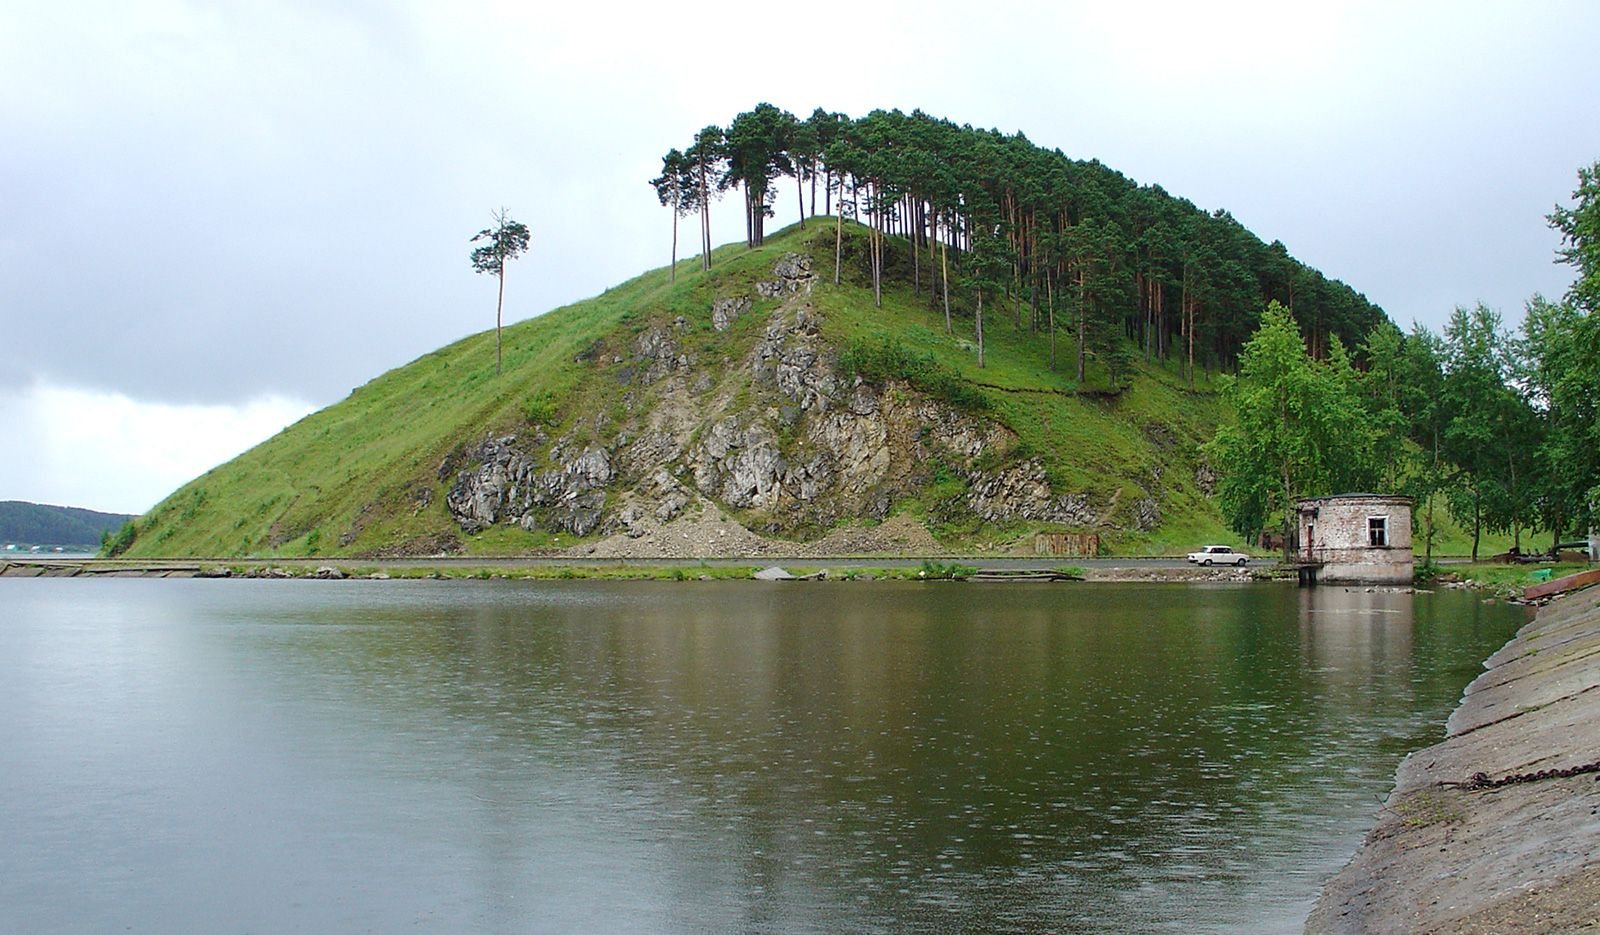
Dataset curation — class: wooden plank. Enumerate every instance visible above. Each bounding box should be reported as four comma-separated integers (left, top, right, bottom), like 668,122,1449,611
1524,568,1600,601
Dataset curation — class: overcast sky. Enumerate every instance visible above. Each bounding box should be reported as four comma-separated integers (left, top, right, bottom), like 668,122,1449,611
4,1,1598,514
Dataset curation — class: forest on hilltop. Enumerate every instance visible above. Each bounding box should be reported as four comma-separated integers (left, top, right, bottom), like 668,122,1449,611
653,104,1387,385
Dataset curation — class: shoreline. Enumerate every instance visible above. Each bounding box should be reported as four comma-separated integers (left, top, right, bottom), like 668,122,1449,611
1304,584,1600,933
0,556,1267,583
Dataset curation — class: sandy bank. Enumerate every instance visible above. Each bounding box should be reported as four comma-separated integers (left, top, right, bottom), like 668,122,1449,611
1305,585,1600,933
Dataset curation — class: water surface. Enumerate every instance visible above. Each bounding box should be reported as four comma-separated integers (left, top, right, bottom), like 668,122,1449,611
0,578,1524,933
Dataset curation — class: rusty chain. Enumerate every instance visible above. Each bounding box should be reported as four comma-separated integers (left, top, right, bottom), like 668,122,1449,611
1451,759,1600,791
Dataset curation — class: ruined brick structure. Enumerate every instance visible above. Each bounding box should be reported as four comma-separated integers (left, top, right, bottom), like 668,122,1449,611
1293,494,1414,584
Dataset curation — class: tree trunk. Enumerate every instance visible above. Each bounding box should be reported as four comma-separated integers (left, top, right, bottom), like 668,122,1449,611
1425,487,1436,565
1187,294,1196,389
669,195,678,283
742,182,755,248
1047,269,1056,370
495,266,505,375
699,163,712,271
796,172,805,230
870,183,882,308
834,206,843,286
976,290,985,369
1076,269,1087,383
941,237,951,333
1157,283,1165,359
1471,489,1482,563
1510,454,1521,552
911,198,920,295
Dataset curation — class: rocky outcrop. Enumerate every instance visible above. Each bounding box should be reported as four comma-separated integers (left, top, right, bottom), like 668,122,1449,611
711,297,751,332
966,460,1098,526
446,435,613,537
755,252,814,297
442,251,1123,547
631,318,694,386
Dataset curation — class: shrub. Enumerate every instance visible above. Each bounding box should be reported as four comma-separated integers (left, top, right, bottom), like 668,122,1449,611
101,520,137,557
837,337,988,412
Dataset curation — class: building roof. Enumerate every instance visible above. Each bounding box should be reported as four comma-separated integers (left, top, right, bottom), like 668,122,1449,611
1296,493,1412,507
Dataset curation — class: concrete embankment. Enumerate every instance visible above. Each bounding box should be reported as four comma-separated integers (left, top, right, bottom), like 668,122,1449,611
1306,585,1600,934
0,560,202,578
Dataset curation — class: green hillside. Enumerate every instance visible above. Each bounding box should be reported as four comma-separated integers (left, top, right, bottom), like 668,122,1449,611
0,501,135,549
117,220,1249,559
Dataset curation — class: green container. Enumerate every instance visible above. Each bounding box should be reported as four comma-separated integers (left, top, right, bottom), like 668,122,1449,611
1529,569,1553,583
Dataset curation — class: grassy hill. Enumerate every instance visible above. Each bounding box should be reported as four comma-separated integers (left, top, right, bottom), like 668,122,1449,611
121,221,1247,559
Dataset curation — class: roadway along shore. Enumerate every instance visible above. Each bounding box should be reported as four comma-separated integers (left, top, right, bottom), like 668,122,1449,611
1305,583,1600,934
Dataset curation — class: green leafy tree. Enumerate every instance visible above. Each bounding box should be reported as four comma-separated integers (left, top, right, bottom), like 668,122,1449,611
786,118,819,225
1207,302,1378,546
1357,321,1413,492
1539,162,1600,533
722,103,796,248
685,126,725,270
469,208,531,375
1519,296,1598,543
962,226,1012,369
1438,304,1535,559
650,148,694,282
1549,161,1600,315
649,147,700,281
1399,326,1451,563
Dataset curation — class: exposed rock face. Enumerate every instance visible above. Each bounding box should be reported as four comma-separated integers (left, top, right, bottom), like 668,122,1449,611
632,318,693,385
442,251,1120,545
966,461,1099,526
754,252,814,298
711,297,750,332
446,435,613,536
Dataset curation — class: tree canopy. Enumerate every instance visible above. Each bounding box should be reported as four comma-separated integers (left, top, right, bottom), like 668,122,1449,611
651,105,1388,378
1207,302,1377,543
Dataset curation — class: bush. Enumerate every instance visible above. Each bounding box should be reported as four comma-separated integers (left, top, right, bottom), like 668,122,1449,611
838,338,988,412
525,392,559,426
101,520,137,557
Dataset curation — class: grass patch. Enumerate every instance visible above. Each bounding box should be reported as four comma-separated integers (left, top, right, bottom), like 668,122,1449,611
1391,789,1464,829
1441,562,1592,590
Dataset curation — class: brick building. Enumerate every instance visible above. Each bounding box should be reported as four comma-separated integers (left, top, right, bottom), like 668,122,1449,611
1293,494,1414,584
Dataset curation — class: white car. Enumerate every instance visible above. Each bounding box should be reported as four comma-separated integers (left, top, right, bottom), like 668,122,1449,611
1187,545,1249,566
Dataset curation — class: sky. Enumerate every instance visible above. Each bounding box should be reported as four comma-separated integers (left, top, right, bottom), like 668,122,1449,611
3,0,1598,514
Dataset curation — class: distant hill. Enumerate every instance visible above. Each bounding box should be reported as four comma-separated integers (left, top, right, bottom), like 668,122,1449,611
0,501,136,548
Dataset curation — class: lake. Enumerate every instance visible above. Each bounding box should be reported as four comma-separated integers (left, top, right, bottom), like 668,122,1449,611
0,578,1524,933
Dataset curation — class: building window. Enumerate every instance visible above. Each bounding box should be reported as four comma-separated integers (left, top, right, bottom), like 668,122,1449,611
1368,516,1388,547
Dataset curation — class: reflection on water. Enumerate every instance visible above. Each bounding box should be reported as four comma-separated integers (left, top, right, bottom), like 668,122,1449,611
0,579,1524,933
